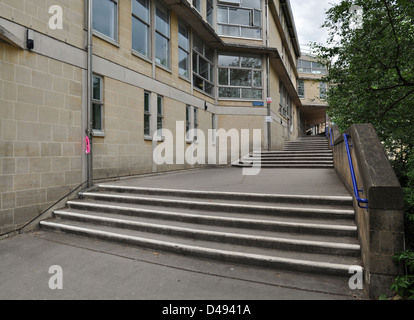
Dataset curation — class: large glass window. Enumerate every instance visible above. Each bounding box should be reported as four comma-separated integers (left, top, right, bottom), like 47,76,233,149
155,6,170,68
178,23,190,78
217,0,262,39
93,0,118,41
218,53,263,100
132,0,150,58
193,34,214,96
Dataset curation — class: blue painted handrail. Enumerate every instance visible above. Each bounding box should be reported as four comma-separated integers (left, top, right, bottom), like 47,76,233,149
343,133,369,209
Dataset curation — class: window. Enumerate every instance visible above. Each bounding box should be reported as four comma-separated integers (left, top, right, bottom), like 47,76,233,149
320,82,327,100
279,81,291,118
178,23,190,78
298,59,328,75
193,33,215,96
217,0,262,39
193,0,201,12
218,52,263,100
194,107,198,141
157,95,164,136
132,0,150,58
298,80,305,98
92,75,104,134
207,0,214,25
144,92,151,137
186,105,191,141
155,6,170,68
93,0,118,42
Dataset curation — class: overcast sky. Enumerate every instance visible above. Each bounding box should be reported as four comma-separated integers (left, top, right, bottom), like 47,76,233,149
290,0,342,50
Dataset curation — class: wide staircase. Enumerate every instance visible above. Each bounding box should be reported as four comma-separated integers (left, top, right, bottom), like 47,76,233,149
39,146,363,278
235,136,334,168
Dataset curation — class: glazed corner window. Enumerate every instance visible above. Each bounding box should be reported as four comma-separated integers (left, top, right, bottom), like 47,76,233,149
92,75,104,134
93,0,118,42
144,92,151,137
178,23,190,78
298,80,305,98
132,0,151,58
155,6,170,69
193,33,215,96
218,53,263,100
217,0,262,39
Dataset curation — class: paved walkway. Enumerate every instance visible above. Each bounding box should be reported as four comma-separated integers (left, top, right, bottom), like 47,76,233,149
0,167,367,301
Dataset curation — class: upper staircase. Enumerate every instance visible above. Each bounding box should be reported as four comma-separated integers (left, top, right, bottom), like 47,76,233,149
234,136,334,168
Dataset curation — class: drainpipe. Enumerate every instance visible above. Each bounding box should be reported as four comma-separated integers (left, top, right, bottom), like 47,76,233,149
265,0,271,151
86,0,94,188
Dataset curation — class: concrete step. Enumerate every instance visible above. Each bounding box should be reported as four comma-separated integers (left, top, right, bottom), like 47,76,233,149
49,210,360,256
78,191,355,220
261,151,333,155
63,201,357,237
234,163,334,169
40,219,362,277
95,185,353,206
240,160,334,165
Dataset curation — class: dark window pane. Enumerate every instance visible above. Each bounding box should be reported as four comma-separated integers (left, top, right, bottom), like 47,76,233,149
253,71,262,87
217,6,228,23
155,7,169,36
178,49,189,77
219,68,228,86
93,0,117,39
241,55,261,68
178,25,189,51
93,76,101,100
132,0,149,23
219,87,240,98
92,104,102,130
230,69,251,87
218,54,239,67
229,7,250,26
155,33,169,68
132,18,150,57
144,114,150,136
242,88,262,99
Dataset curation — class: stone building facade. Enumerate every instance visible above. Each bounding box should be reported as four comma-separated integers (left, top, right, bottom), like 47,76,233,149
0,0,302,234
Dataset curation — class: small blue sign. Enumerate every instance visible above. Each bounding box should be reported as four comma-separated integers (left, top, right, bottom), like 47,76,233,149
252,101,264,107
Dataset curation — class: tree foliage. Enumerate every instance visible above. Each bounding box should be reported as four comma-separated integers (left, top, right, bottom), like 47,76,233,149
314,0,414,298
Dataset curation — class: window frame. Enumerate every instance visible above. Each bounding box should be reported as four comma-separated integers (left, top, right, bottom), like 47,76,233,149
157,95,164,137
298,79,305,99
217,1,262,40
155,5,171,69
144,91,151,138
192,33,215,97
178,22,190,79
92,74,105,137
218,52,263,100
92,0,119,44
132,0,151,59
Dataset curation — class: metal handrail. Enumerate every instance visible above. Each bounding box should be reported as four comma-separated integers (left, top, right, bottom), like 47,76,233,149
330,127,334,147
343,133,369,209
